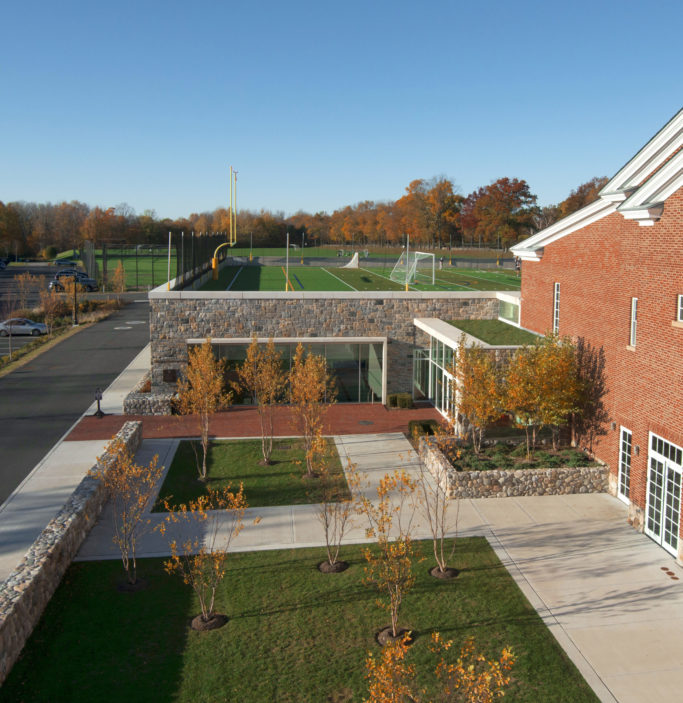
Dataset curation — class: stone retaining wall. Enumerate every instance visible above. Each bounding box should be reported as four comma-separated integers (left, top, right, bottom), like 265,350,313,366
149,291,500,396
123,374,175,415
419,436,609,499
0,421,142,685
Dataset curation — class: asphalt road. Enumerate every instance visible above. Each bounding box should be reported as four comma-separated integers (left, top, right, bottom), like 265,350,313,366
0,300,150,505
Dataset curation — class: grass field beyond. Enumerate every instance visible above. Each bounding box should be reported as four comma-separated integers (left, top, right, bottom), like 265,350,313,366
154,438,349,509
199,264,520,292
0,539,598,703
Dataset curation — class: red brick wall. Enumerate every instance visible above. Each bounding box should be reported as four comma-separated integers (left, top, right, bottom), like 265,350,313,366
519,188,683,522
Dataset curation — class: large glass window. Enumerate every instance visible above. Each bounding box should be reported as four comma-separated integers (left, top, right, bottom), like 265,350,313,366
203,340,384,404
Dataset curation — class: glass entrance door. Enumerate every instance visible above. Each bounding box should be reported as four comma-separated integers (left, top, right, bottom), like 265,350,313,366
645,434,683,556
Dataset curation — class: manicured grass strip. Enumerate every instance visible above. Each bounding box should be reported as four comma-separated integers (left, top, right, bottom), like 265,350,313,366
322,267,357,290
154,438,350,510
0,539,599,703
448,319,539,345
198,265,242,291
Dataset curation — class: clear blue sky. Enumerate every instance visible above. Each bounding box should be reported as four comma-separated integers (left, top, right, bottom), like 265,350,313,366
2,0,681,219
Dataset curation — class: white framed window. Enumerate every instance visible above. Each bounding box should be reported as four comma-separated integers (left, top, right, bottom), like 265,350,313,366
629,297,638,347
618,427,632,503
678,294,683,322
553,282,560,333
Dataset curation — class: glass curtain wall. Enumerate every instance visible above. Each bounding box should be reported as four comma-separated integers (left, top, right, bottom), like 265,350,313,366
205,341,384,404
413,336,456,419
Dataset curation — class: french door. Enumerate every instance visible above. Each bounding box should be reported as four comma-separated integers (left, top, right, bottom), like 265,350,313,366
645,434,683,556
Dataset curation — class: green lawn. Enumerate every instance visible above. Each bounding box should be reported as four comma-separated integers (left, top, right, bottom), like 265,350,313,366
99,254,177,289
0,539,598,703
154,438,350,510
449,319,539,345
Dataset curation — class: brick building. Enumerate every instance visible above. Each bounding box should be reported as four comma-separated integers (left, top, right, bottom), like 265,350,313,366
511,109,683,560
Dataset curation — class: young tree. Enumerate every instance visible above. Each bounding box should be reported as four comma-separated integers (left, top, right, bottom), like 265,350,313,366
357,471,420,640
159,485,247,627
289,342,336,477
572,337,610,453
364,632,416,703
415,440,459,578
62,275,84,326
176,339,231,481
505,343,541,459
313,432,355,572
430,634,515,702
111,260,126,298
39,288,65,336
534,334,580,450
235,337,286,465
15,272,40,311
455,341,504,453
90,438,162,586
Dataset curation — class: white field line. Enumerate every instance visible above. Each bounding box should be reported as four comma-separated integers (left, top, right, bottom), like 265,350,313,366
322,267,357,291
226,266,244,291
358,267,414,290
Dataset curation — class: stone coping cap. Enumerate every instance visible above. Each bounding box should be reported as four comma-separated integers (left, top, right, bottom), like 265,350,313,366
149,289,514,301
187,336,387,344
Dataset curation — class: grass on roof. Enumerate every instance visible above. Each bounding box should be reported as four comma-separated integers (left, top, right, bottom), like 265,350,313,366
0,539,598,703
448,319,539,346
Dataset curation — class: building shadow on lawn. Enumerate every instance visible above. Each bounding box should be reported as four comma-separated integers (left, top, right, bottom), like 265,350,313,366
0,559,193,703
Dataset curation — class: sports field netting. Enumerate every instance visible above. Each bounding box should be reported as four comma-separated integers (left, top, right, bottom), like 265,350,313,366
199,265,520,292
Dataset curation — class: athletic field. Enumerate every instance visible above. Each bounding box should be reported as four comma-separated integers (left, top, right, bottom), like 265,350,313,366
201,265,520,292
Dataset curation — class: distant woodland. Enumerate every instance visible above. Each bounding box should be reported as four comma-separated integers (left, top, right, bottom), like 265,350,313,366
0,176,607,258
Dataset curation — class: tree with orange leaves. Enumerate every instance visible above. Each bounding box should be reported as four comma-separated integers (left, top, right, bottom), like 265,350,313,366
455,340,504,453
430,633,515,702
176,339,231,481
235,337,286,465
356,470,421,640
159,485,247,627
289,342,336,477
90,437,162,586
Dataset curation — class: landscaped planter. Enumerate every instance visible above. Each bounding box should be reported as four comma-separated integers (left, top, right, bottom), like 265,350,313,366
419,436,608,499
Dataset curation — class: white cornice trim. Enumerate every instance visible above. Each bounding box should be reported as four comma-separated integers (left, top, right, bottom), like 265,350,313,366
599,108,683,200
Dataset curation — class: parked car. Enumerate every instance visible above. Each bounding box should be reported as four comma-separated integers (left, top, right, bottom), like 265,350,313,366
49,274,98,292
0,318,48,336
0,261,6,271
53,268,85,279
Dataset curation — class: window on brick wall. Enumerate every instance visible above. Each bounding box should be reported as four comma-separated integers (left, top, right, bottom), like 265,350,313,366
618,427,632,503
630,297,638,347
678,294,683,322
553,282,560,334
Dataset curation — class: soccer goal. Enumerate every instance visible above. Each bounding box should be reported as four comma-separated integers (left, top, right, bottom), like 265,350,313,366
389,251,435,286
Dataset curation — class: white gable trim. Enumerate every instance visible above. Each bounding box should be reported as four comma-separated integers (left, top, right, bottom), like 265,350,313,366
599,109,683,201
511,199,616,260
616,150,683,226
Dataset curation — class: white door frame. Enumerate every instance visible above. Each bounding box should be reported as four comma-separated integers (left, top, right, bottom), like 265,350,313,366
644,432,683,557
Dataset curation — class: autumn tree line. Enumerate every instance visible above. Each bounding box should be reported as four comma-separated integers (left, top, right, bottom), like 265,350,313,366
0,176,608,259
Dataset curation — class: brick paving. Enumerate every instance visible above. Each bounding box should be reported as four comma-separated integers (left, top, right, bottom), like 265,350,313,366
65,403,441,441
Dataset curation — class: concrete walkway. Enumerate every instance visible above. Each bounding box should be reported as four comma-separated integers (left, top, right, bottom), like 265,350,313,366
76,432,683,703
0,344,150,581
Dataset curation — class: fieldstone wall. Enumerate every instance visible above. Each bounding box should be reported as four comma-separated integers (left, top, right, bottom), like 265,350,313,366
123,374,175,415
149,291,500,395
419,436,609,499
0,421,142,686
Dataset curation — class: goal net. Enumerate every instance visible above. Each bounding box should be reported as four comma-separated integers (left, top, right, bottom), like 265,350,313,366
389,251,435,286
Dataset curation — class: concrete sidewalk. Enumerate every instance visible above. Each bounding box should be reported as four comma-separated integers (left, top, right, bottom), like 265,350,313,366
0,344,150,581
76,432,683,703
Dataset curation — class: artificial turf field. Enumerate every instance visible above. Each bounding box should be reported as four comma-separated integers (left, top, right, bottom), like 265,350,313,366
202,264,520,292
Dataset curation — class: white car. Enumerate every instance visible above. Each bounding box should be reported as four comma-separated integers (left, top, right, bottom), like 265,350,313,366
0,318,48,336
